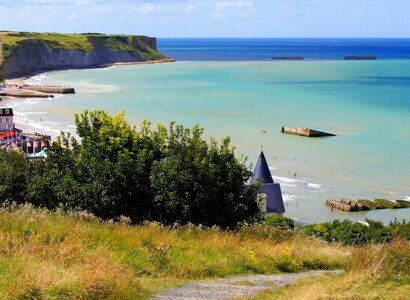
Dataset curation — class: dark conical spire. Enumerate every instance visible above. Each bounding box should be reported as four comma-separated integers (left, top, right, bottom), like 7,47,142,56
250,151,274,184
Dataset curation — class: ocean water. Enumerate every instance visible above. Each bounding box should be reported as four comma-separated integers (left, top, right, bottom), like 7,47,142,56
7,38,410,224
159,38,410,61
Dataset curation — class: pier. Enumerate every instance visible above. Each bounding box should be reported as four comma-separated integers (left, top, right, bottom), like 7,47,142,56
0,84,75,98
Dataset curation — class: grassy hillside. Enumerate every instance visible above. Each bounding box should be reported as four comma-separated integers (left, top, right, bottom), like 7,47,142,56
0,32,93,61
1,204,409,299
0,31,164,63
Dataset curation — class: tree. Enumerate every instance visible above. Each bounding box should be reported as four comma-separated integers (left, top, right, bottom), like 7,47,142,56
0,150,30,204
27,110,260,228
150,123,260,228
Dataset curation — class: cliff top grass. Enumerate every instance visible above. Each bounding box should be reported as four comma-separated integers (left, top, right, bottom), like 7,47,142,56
0,31,93,58
0,31,162,63
1,204,409,299
0,31,93,46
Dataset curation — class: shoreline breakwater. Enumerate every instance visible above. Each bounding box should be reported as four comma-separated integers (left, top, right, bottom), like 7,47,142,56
0,84,75,98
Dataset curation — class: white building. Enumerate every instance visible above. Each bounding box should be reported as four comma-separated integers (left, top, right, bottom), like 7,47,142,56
0,107,15,132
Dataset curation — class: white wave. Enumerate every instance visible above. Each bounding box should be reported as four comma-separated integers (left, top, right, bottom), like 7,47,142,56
24,98,42,105
22,121,61,135
280,184,298,188
14,111,47,116
25,74,49,85
97,66,117,71
273,176,298,183
273,175,321,189
67,124,77,128
43,120,58,125
283,194,297,202
269,166,276,170
307,182,321,189
406,196,410,201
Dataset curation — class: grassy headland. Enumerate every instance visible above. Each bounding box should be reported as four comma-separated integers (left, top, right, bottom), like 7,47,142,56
0,31,168,80
1,204,409,299
0,31,93,62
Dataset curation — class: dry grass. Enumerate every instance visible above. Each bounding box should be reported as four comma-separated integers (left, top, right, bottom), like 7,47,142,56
254,240,410,299
3,204,405,299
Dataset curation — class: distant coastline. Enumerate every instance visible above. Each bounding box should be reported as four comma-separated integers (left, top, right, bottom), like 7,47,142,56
0,31,174,80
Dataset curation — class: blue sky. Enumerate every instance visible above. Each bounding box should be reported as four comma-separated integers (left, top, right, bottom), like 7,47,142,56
0,0,409,37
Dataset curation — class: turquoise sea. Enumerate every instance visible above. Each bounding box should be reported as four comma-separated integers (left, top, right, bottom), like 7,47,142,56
7,39,410,224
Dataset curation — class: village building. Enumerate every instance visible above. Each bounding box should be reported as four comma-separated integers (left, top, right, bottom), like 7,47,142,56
0,106,15,132
249,151,285,215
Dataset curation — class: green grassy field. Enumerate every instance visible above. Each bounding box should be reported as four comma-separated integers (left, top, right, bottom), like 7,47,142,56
0,204,409,299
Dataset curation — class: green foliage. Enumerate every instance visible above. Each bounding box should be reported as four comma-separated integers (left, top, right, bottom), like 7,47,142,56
150,122,259,227
388,219,410,241
104,36,165,60
105,36,136,52
1,42,21,62
303,219,392,245
0,150,34,203
20,110,259,228
380,240,410,279
264,215,295,229
138,46,166,61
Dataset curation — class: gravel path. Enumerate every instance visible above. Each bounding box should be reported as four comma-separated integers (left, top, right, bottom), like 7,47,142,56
151,270,344,300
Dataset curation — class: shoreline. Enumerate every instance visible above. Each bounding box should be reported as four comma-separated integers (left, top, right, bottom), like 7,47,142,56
1,79,64,139
2,57,176,85
1,58,176,138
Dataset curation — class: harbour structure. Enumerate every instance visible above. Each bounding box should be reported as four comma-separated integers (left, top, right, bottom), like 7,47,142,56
281,126,336,137
249,151,285,215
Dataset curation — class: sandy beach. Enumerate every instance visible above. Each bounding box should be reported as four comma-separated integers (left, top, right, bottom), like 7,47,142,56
2,78,61,138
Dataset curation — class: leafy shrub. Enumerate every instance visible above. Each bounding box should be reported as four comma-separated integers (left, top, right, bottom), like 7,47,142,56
4,110,260,228
264,215,294,229
388,219,410,241
303,219,392,245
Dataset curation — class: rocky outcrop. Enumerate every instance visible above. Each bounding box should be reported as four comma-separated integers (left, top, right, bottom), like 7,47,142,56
326,198,410,212
0,35,168,79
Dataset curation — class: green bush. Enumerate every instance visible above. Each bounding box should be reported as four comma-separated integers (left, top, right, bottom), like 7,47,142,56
303,219,392,245
388,219,410,241
264,215,294,229
2,110,260,228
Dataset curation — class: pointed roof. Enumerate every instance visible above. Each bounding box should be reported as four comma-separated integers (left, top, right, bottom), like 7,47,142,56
250,151,274,184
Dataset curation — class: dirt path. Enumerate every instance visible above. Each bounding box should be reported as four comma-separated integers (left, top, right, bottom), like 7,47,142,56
151,270,344,299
